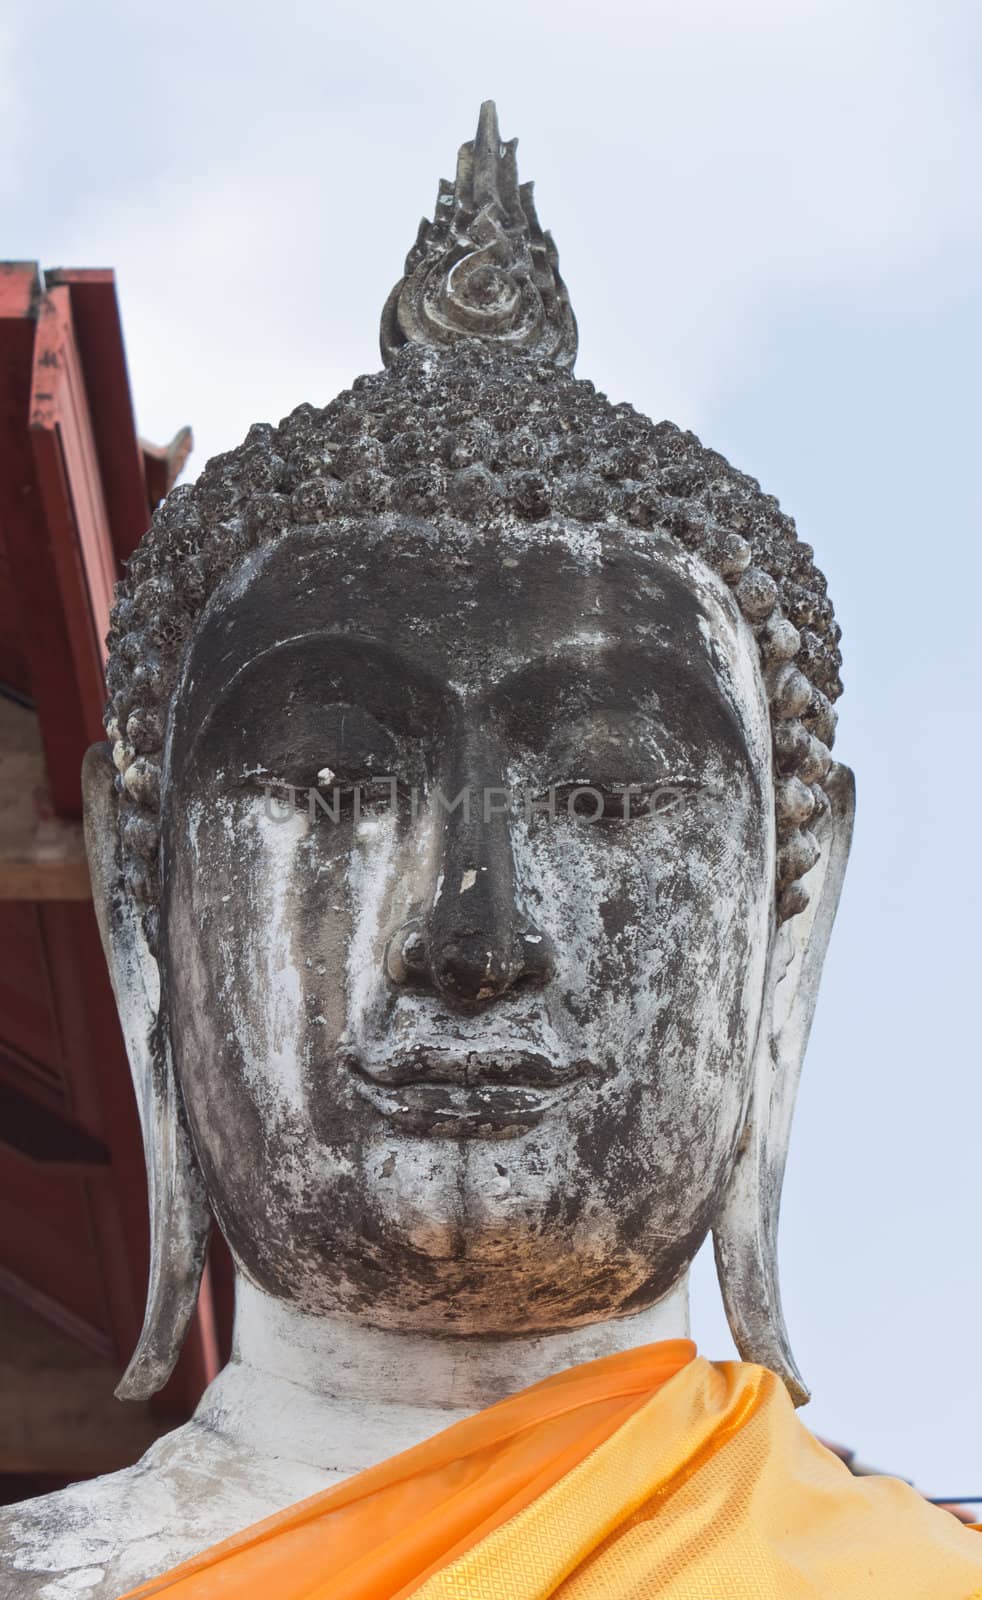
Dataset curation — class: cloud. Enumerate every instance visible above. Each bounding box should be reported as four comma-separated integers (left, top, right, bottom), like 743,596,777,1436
0,21,25,200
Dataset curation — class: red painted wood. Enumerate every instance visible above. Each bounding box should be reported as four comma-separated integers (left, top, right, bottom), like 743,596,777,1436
0,1079,111,1173
40,902,221,1404
0,904,63,1076
0,268,92,815
156,1257,221,1420
0,1263,113,1363
45,271,151,565
29,286,115,714
0,1153,105,1335
0,263,38,322
0,564,29,693
143,426,193,512
0,258,218,1429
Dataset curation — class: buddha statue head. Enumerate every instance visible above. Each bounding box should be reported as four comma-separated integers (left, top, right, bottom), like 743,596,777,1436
83,103,853,1413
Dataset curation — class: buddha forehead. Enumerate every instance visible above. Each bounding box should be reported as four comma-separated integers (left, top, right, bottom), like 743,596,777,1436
170,516,771,776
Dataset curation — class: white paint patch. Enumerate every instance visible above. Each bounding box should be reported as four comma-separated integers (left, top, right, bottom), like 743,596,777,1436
564,629,612,650
345,811,399,1046
231,805,308,1124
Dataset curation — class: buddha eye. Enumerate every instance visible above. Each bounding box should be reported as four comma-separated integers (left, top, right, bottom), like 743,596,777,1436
235,703,412,806
647,782,703,815
565,784,649,822
533,778,702,825
239,763,414,819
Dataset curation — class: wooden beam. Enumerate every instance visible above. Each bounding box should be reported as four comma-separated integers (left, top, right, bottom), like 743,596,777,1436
29,285,115,723
0,1291,169,1476
142,426,193,511
0,695,89,900
0,262,39,321
0,1266,112,1364
44,270,152,566
40,900,224,1415
0,1080,110,1175
0,267,92,815
0,258,215,1425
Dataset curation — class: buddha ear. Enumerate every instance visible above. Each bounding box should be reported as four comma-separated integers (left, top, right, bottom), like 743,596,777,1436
713,761,855,1406
82,743,211,1401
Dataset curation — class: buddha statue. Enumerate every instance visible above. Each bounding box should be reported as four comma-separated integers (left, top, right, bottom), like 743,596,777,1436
3,104,979,1599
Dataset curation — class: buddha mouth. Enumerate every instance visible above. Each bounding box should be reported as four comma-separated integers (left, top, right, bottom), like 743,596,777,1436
338,1047,591,1139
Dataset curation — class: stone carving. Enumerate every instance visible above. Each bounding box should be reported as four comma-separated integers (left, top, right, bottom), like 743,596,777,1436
104,349,841,936
0,105,855,1597
380,100,577,369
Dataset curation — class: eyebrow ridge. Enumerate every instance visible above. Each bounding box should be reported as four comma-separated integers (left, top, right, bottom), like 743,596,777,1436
487,641,751,760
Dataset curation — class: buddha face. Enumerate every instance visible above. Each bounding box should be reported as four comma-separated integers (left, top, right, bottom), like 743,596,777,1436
161,515,774,1332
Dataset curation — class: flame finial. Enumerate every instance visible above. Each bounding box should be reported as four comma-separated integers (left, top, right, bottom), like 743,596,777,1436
380,101,577,369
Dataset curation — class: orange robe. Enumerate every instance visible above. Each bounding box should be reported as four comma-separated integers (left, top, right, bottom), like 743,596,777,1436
123,1342,982,1600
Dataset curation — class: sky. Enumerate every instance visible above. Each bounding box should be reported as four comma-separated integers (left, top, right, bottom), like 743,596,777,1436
3,0,981,1496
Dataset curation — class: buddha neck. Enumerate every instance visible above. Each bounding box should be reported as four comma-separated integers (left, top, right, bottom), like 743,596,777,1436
192,1272,691,1477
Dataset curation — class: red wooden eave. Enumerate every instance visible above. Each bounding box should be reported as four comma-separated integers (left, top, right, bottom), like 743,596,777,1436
0,261,225,1438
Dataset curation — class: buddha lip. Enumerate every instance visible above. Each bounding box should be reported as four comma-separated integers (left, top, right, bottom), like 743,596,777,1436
339,1049,589,1140
342,1047,584,1090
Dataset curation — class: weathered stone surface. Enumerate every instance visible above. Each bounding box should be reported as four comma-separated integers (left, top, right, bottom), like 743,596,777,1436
381,101,577,370
0,103,854,1598
104,338,841,938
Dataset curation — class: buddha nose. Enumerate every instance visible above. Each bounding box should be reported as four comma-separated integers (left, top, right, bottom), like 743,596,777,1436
386,740,555,1008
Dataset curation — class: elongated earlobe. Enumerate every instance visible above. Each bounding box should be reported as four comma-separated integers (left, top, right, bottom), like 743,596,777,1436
113,1022,211,1400
714,763,855,1406
83,743,211,1400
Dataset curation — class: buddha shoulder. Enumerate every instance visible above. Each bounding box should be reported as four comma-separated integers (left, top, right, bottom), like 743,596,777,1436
0,1422,332,1600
